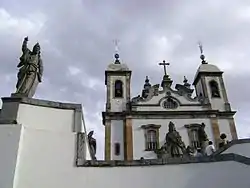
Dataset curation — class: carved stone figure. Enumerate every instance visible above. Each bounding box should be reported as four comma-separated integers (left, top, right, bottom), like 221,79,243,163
12,36,43,98
88,131,97,160
165,122,186,157
198,123,208,146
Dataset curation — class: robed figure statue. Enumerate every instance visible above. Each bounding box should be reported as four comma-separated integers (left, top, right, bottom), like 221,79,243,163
165,121,186,157
88,131,97,160
13,36,43,98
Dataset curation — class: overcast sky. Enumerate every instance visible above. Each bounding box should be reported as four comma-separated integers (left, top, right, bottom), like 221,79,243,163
0,0,250,159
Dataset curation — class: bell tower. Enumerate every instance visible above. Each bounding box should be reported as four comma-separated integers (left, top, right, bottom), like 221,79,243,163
193,42,237,147
103,52,132,160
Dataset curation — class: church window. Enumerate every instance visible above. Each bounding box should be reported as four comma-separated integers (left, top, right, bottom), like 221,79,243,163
114,80,123,98
163,97,178,109
209,80,220,98
146,130,157,150
185,123,208,150
114,143,120,156
141,124,161,151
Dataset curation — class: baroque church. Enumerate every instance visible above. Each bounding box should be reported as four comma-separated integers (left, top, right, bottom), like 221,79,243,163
1,37,249,188
103,49,237,160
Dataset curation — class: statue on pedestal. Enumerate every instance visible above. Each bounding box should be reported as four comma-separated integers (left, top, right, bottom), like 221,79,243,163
88,131,97,160
165,121,186,157
12,36,43,98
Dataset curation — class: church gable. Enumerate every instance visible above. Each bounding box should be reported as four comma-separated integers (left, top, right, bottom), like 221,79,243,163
131,84,204,111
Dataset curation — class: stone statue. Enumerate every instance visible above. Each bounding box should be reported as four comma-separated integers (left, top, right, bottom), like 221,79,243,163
198,123,208,143
165,121,186,157
87,130,97,160
12,36,43,98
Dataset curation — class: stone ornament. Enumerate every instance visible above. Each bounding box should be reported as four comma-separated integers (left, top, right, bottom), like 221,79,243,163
12,36,43,98
88,131,97,160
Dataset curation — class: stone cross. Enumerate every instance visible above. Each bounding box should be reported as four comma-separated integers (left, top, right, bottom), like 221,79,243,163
159,60,170,76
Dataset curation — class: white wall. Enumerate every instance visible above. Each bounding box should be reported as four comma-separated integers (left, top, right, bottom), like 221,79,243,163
218,119,232,141
13,146,250,188
195,80,203,97
17,104,76,133
132,118,213,159
7,102,250,188
223,143,250,158
0,124,21,188
111,120,124,160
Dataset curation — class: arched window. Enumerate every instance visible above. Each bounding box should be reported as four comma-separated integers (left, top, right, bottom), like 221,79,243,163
114,143,120,156
209,80,220,98
114,80,123,98
146,130,157,150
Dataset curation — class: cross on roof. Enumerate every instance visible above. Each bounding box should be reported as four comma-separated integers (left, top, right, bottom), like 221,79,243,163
159,60,170,76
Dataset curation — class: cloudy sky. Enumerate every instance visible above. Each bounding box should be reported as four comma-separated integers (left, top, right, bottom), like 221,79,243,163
0,0,250,159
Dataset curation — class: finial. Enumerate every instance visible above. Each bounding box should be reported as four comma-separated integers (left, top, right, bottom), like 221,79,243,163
198,41,207,64
144,76,151,88
183,76,188,83
113,39,120,64
183,76,191,88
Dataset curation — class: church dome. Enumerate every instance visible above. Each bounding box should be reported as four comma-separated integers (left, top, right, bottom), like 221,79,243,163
193,63,222,83
106,53,129,71
196,63,221,73
107,63,129,71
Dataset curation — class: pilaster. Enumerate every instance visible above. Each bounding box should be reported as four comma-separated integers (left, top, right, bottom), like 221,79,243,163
124,116,133,160
105,120,111,160
210,115,220,148
229,118,238,140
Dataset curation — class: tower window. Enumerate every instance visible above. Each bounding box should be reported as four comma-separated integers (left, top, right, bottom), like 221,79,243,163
114,143,120,156
114,80,123,98
141,124,161,151
209,80,220,98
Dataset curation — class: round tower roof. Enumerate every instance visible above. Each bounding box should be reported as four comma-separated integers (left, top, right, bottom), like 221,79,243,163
193,63,222,84
196,63,221,73
107,63,129,71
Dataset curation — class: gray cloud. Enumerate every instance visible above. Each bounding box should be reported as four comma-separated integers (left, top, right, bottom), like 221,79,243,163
1,0,250,158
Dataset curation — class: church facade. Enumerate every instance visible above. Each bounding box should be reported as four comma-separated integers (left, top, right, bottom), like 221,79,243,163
103,52,238,160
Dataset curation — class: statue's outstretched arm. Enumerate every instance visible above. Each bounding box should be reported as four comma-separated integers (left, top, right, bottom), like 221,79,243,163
22,37,29,52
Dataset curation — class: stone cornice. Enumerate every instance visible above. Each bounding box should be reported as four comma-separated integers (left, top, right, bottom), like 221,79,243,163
102,110,236,123
1,97,82,110
193,71,224,85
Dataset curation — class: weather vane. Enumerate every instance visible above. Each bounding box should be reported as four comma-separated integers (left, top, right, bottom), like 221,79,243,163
198,41,203,55
114,39,120,54
198,41,207,64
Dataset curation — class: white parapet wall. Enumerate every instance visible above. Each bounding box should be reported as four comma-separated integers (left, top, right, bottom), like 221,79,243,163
0,124,21,188
1,97,250,188
0,97,87,188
